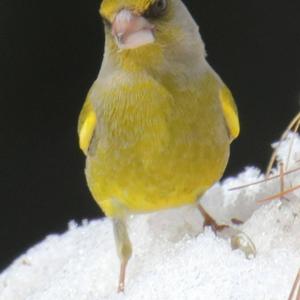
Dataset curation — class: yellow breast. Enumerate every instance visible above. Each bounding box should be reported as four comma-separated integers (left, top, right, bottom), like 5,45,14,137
84,71,231,217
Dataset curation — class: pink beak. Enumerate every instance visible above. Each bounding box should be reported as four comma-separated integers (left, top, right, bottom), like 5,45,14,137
112,9,155,49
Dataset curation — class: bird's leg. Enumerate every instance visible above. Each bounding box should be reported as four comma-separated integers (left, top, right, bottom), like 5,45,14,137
197,205,256,258
113,217,132,293
197,203,229,233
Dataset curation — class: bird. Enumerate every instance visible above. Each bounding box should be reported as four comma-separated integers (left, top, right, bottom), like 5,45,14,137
78,0,239,293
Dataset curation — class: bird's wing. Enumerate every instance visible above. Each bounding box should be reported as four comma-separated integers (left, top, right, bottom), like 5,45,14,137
219,86,240,142
78,94,97,155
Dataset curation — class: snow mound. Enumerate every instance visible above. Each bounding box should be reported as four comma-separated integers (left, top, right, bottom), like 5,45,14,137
1,134,300,300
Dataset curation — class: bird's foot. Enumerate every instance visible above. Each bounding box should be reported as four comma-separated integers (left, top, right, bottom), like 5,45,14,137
203,216,229,233
197,204,229,234
197,204,256,258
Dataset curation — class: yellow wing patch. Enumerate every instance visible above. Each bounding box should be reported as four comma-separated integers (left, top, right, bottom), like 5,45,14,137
78,98,97,155
219,86,240,141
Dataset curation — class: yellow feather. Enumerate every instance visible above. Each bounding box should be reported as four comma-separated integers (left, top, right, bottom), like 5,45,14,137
78,97,96,155
85,72,231,217
219,86,240,141
100,0,154,21
79,0,240,291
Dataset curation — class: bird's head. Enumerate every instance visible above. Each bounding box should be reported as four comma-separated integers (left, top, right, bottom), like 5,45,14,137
99,0,206,72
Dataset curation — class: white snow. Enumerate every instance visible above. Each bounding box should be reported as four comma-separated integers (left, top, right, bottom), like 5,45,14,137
1,134,300,300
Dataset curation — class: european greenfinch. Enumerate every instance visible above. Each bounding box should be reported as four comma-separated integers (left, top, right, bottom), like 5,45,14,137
78,0,239,292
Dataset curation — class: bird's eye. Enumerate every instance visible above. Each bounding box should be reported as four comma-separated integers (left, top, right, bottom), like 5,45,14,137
155,0,167,11
145,0,168,18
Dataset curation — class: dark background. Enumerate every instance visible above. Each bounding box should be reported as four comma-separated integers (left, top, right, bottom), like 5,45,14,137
0,0,299,271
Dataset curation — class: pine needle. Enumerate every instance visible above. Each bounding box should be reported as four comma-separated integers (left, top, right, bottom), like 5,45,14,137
257,183,300,204
266,112,300,177
228,166,300,191
288,269,300,300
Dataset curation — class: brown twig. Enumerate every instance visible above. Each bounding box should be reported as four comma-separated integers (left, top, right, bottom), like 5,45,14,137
288,269,300,300
266,112,300,177
257,183,300,204
231,112,300,205
279,161,285,200
229,166,300,191
286,118,300,172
